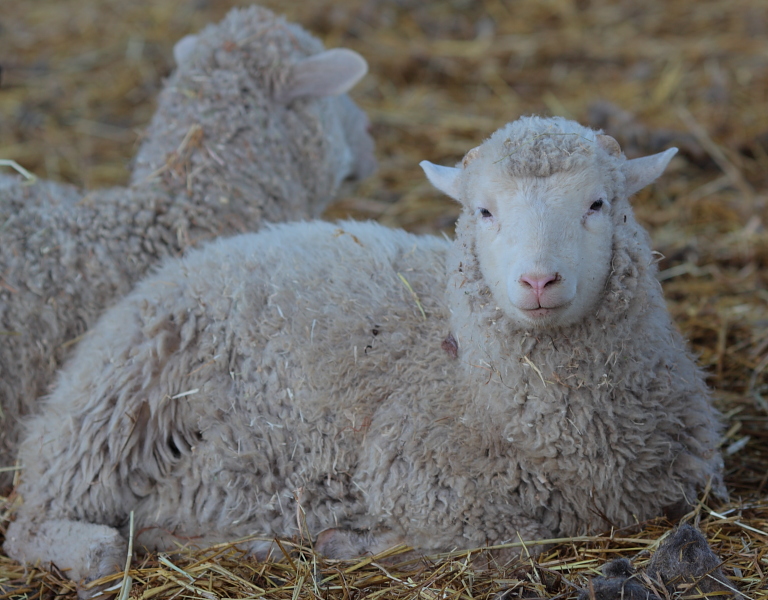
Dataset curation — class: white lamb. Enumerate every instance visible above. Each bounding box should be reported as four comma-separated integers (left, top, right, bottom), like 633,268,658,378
0,5,375,490
5,116,724,590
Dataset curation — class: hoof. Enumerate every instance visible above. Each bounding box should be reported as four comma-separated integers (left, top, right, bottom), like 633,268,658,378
315,527,404,559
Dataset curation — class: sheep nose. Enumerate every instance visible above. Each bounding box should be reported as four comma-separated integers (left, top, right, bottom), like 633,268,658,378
519,273,560,299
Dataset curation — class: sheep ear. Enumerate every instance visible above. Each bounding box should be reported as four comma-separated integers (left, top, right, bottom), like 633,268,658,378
596,134,622,157
278,49,368,103
420,161,462,202
173,34,199,66
462,146,480,167
623,148,678,197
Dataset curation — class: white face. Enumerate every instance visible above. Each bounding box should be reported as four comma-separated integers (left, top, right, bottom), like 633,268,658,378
470,168,614,328
421,129,678,330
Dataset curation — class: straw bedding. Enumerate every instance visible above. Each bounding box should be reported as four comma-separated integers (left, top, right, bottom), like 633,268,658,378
1,0,767,598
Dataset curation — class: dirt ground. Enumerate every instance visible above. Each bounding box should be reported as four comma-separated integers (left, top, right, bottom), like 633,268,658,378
1,1,767,598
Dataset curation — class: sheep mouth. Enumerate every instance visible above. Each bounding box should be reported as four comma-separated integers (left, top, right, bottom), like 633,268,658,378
519,301,572,320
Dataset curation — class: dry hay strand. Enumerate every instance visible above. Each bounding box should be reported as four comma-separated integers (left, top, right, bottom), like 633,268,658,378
2,493,767,600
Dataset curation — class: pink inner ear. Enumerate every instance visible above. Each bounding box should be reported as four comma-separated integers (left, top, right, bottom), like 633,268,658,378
596,134,621,157
462,146,480,167
280,49,368,103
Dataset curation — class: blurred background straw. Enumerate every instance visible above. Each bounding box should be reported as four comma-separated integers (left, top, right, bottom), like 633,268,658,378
1,1,767,598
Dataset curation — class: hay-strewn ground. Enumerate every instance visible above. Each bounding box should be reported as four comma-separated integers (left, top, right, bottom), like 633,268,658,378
1,1,767,598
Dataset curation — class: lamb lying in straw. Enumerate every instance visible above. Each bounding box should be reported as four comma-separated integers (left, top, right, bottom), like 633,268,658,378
5,116,723,593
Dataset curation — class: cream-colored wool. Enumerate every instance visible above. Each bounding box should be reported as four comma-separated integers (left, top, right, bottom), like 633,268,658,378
6,117,723,590
130,6,376,213
0,5,375,491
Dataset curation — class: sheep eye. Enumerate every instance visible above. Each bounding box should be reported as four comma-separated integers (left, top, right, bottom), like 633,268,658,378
589,199,604,212
479,208,493,219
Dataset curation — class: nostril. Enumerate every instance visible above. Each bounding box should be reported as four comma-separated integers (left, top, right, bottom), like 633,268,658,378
520,273,560,294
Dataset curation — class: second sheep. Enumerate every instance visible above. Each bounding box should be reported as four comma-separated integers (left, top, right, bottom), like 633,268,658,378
0,5,376,490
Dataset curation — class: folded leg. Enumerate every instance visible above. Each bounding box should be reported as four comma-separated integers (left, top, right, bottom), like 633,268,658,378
4,516,126,594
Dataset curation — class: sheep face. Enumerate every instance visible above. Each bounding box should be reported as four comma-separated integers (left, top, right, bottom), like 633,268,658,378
467,165,615,328
421,118,678,329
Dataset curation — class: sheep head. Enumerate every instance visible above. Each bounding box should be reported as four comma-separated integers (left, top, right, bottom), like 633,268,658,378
421,116,677,329
274,48,376,184
132,6,376,206
178,13,375,182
